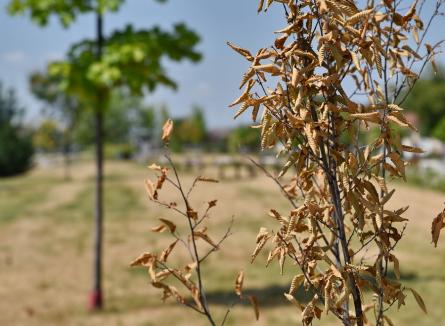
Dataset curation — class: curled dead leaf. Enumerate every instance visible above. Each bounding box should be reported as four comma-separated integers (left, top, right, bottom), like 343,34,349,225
130,252,156,267
159,218,177,233
145,179,156,200
148,163,162,171
161,119,174,142
160,240,179,263
432,208,445,247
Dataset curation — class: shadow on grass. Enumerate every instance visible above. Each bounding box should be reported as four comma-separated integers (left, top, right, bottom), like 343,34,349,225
117,269,445,314
387,270,418,281
206,270,432,307
206,285,311,307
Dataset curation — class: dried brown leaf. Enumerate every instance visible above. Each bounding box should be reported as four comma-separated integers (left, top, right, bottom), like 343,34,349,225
227,42,254,61
409,288,427,314
193,230,218,248
432,209,445,247
289,274,304,295
235,270,244,297
197,176,219,183
130,252,156,267
257,0,264,13
161,119,174,142
145,179,156,200
148,163,162,171
350,112,381,124
208,199,217,209
160,240,179,263
158,218,177,233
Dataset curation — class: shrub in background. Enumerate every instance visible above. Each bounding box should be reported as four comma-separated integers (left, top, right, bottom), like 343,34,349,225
0,83,33,177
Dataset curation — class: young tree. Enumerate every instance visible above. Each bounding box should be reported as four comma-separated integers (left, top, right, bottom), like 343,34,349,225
8,0,201,310
133,2,444,325
131,121,258,326
228,1,443,325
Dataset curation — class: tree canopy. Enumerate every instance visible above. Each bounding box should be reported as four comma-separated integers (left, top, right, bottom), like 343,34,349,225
33,119,62,152
8,0,138,26
47,23,201,107
9,0,201,108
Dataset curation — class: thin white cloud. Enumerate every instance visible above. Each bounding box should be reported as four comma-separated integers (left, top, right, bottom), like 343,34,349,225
2,50,26,64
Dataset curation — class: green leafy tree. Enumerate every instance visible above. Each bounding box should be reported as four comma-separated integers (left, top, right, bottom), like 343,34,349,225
433,117,445,142
177,106,207,145
404,67,445,137
8,0,201,309
33,119,62,152
0,82,33,177
168,106,207,151
227,125,260,153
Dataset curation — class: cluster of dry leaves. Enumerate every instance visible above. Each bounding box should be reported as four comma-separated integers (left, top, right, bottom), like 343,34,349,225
227,0,443,325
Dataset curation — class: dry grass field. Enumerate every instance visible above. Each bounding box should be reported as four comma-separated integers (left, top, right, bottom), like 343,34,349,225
0,158,444,325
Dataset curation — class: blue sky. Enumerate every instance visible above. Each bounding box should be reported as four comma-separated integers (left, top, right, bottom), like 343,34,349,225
0,0,443,128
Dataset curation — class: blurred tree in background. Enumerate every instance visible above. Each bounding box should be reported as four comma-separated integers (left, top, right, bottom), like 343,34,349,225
33,119,62,152
405,67,445,140
73,91,135,146
73,90,156,158
8,0,201,310
433,118,445,142
0,82,33,177
170,106,207,151
187,106,206,144
30,71,79,178
227,125,260,153
134,103,156,142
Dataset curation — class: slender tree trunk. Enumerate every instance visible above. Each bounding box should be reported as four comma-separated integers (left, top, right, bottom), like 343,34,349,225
63,132,71,181
311,106,364,326
90,10,105,311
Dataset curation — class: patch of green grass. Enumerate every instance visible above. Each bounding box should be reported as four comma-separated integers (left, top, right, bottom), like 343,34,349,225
238,185,270,199
50,177,143,254
58,179,142,220
57,186,93,219
3,160,445,325
104,182,142,218
0,175,58,223
87,172,128,182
